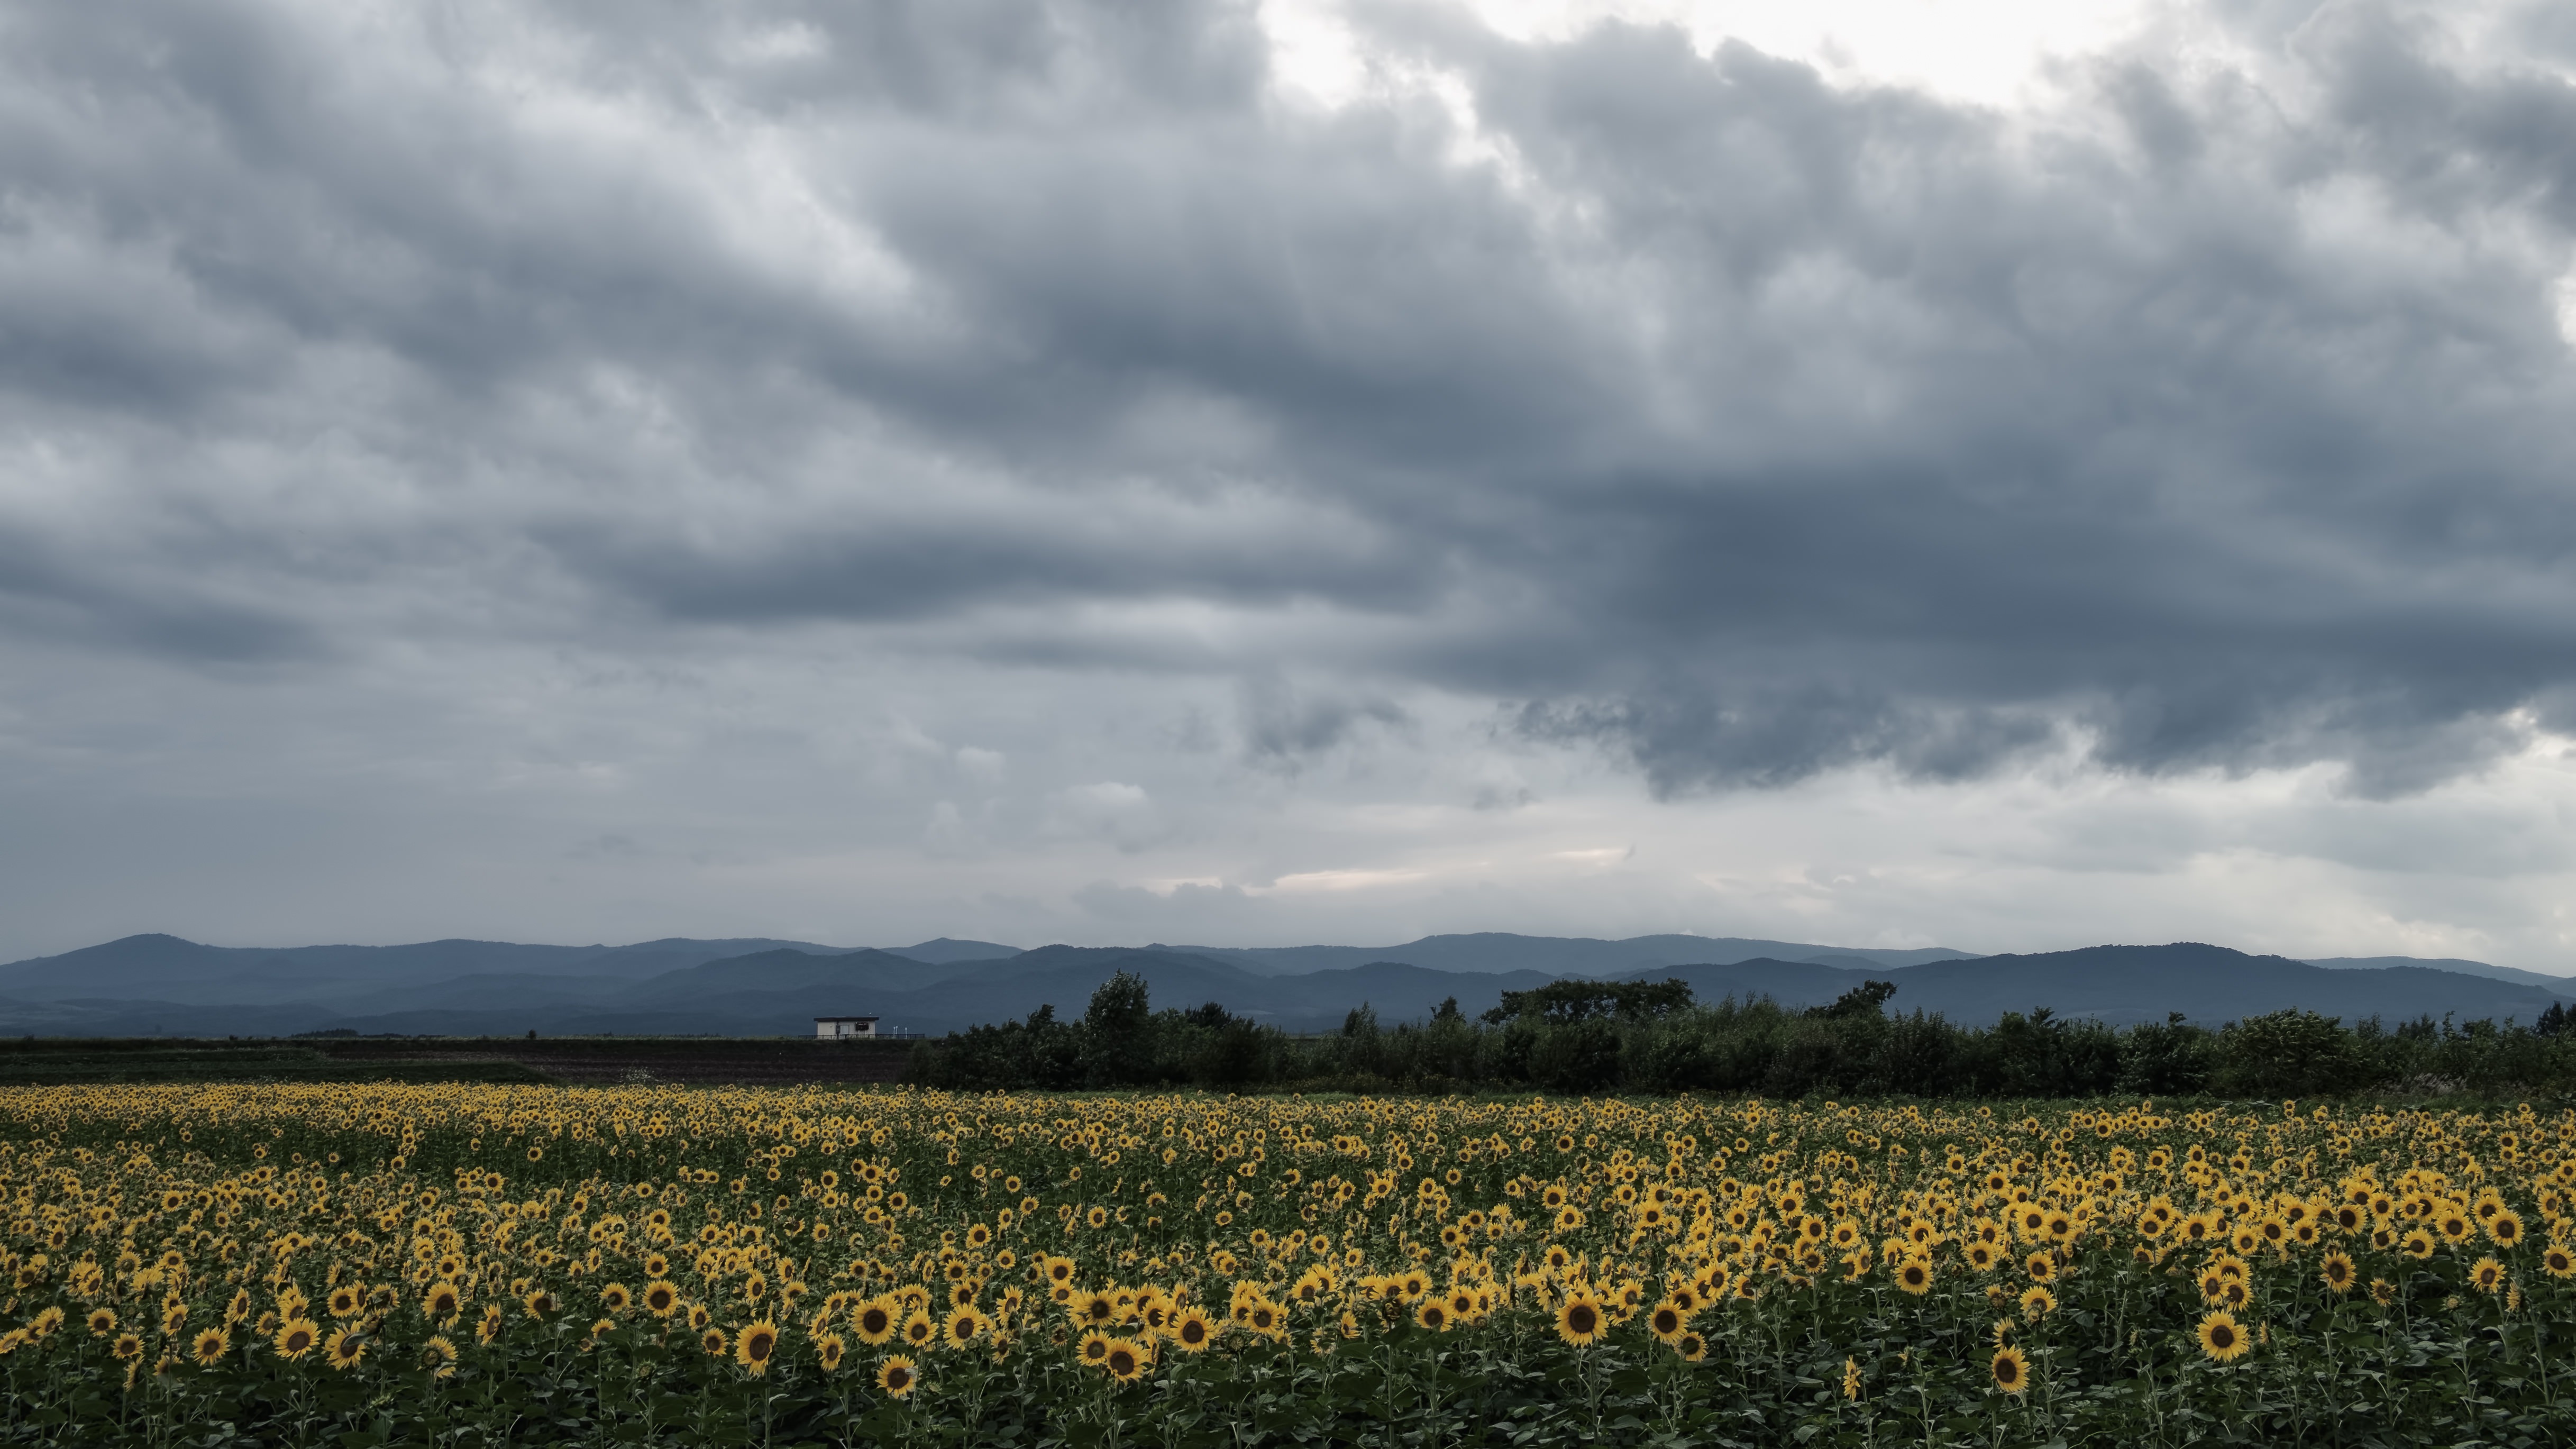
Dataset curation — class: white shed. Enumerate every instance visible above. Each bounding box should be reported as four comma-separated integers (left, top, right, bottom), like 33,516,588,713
815,1015,879,1040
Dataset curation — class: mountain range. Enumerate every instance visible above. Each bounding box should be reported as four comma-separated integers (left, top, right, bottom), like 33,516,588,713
0,932,2566,1039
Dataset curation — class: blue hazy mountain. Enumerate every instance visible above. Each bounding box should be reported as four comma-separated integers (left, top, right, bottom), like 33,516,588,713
882,938,1025,964
1624,946,2575,1028
1169,933,1975,977
0,934,863,1005
2305,956,2576,991
0,933,2565,1038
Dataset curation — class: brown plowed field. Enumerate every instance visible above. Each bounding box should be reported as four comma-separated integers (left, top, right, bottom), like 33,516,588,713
313,1035,915,1084
0,1035,916,1086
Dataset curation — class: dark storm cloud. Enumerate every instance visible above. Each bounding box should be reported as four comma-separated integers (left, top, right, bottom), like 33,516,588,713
3,0,2573,794
1238,673,1411,766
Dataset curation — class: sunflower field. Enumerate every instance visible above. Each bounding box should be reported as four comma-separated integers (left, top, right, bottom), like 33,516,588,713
1,1083,2570,1447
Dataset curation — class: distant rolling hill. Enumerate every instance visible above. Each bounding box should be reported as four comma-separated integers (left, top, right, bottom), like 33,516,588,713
881,938,1025,965
0,932,2565,1039
1171,933,1976,977
1625,945,2576,1027
0,934,870,1006
2305,956,2576,992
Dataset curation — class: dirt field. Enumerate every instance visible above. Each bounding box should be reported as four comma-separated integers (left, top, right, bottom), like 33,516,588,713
0,1034,915,1086
313,1034,915,1084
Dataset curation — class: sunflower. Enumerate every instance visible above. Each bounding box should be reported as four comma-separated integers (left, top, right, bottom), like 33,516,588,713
642,1280,680,1319
2019,1287,2056,1322
1103,1337,1149,1382
2401,1230,2436,1261
326,1286,362,1319
423,1282,463,1323
421,1335,458,1380
1555,1293,1606,1347
700,1328,728,1357
816,1333,847,1372
1171,1308,1217,1352
1671,1330,1707,1362
2024,1252,2054,1284
112,1332,144,1362
477,1304,504,1345
2488,1211,2525,1247
1990,1345,2030,1396
901,1310,938,1350
86,1309,116,1337
1646,1299,1689,1343
273,1317,321,1360
325,1328,366,1371
945,1306,988,1348
2320,1254,2356,1294
600,1282,632,1314
190,1328,230,1367
2196,1310,2249,1364
2542,1244,2576,1280
853,1297,897,1346
2470,1257,2507,1295
1895,1259,1933,1296
733,1318,779,1374
1077,1330,1115,1366
1072,1290,1119,1328
878,1355,920,1398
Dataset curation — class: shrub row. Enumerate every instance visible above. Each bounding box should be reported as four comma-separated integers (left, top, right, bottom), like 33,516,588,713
905,972,2576,1100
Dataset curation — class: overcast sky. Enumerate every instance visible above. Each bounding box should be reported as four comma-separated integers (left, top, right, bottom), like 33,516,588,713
3,0,2575,970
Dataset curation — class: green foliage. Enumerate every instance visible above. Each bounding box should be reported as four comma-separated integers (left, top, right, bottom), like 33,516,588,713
1482,979,1695,1026
910,977,2576,1102
2213,1010,2372,1098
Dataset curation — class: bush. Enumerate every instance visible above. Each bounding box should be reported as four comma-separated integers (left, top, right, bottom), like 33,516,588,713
909,972,2576,1101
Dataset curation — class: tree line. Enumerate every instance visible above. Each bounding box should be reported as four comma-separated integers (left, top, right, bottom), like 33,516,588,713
901,971,2576,1100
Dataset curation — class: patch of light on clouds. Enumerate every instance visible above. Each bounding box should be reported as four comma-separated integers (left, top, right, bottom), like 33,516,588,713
1263,0,2168,112
1257,865,1441,893
1260,0,1539,186
1046,715,2576,969
1261,0,1378,109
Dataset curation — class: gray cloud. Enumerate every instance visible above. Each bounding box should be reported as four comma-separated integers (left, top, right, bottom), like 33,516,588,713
3,0,2576,962
1238,673,1410,767
7,1,2563,790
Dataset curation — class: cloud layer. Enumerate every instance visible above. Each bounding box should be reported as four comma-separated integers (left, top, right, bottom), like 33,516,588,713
2,0,2573,966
